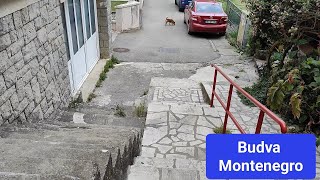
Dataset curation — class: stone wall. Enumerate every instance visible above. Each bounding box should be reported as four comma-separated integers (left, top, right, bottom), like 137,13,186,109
97,0,113,59
0,0,71,125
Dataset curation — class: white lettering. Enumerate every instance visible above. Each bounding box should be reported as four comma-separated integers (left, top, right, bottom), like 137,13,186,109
295,163,303,172
272,162,280,171
233,163,241,171
237,141,281,153
273,144,281,153
218,160,304,175
256,141,264,153
238,141,247,153
219,160,231,171
255,162,263,171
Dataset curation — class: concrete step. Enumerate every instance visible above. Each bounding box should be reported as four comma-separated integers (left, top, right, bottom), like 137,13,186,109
133,156,205,169
127,165,199,180
0,172,80,180
4,123,140,146
127,156,206,180
200,82,212,105
58,107,144,129
0,138,111,170
150,77,201,89
0,157,98,179
0,122,142,179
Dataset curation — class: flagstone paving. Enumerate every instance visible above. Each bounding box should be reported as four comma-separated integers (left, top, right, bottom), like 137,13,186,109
202,81,281,134
127,77,320,180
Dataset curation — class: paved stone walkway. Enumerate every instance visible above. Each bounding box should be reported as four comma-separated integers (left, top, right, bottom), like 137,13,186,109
153,87,204,104
202,81,280,134
128,78,212,180
127,76,320,179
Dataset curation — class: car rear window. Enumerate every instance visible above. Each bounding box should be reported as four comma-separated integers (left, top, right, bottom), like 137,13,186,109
196,3,224,13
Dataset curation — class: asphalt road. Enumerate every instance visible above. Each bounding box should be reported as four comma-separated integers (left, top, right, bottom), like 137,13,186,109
112,0,222,63
90,0,259,111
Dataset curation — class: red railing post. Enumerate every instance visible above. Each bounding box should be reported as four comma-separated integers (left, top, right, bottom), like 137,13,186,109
255,110,265,134
210,69,218,107
223,84,233,134
210,64,287,134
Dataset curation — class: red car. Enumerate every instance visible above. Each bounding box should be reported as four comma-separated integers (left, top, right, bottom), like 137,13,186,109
184,0,228,35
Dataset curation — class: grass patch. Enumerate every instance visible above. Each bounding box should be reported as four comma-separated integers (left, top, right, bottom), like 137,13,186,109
111,0,128,12
95,56,120,87
214,126,232,134
223,63,233,67
87,93,97,102
218,0,227,11
135,103,147,117
142,90,148,96
237,71,270,107
68,95,83,109
114,104,126,117
226,30,239,47
218,0,247,12
230,0,247,11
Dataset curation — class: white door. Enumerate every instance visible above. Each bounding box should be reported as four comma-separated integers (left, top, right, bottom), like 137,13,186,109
83,0,99,72
65,0,99,94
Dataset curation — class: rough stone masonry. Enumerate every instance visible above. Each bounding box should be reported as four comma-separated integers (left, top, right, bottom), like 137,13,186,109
0,0,71,125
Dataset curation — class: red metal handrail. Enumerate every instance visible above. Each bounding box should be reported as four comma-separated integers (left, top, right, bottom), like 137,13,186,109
210,64,287,134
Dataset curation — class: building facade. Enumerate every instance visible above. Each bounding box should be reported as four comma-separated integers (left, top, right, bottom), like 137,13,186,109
0,0,111,125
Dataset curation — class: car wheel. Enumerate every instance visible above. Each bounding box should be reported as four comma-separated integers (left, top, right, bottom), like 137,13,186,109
175,0,177,5
183,13,186,23
179,7,184,12
220,32,226,36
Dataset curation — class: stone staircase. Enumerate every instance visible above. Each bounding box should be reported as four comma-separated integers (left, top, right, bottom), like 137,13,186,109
0,104,144,180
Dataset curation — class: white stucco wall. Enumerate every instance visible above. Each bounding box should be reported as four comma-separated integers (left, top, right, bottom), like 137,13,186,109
115,1,140,32
0,0,41,18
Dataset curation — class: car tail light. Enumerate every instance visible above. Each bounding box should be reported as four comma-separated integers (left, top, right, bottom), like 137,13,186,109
220,17,228,23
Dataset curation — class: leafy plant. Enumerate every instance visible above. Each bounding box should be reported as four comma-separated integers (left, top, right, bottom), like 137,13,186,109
114,104,126,117
111,55,120,64
213,126,232,134
241,0,319,136
87,93,97,102
244,0,319,69
68,94,83,109
226,30,239,47
95,81,102,87
237,70,271,107
95,56,120,87
266,55,319,132
135,103,147,117
142,90,148,96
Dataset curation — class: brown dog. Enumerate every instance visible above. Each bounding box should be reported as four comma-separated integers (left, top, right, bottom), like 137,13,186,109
165,17,175,26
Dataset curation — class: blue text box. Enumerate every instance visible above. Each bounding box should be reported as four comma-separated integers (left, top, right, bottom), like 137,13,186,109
206,134,316,179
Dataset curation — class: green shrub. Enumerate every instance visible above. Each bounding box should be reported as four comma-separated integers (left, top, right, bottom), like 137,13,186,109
237,70,271,107
95,56,120,87
226,30,238,47
87,93,97,102
114,104,126,117
213,126,232,134
242,0,319,137
135,103,147,117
